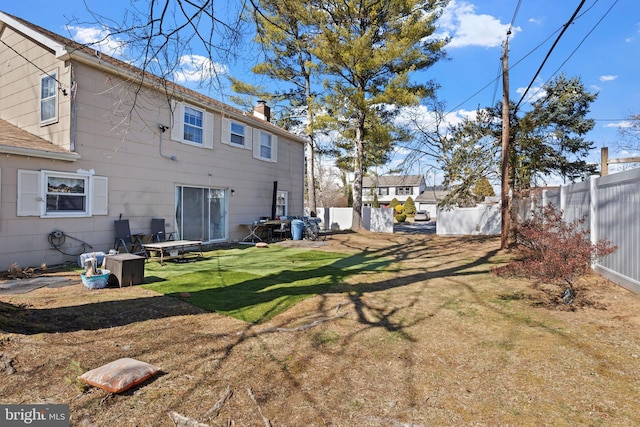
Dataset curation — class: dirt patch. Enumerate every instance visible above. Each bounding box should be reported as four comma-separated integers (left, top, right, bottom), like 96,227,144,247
2,232,640,426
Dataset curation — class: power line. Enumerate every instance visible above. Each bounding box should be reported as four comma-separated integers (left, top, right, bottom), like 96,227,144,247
513,0,587,112
0,38,68,95
520,0,620,105
447,10,563,114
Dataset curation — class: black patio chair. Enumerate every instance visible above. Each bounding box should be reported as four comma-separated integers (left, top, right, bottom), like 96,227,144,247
151,218,174,242
114,219,146,256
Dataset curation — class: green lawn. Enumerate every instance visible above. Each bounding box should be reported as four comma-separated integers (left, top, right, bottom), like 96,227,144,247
142,245,391,323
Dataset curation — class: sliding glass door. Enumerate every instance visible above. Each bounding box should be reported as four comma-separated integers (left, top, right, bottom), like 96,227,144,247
175,186,227,242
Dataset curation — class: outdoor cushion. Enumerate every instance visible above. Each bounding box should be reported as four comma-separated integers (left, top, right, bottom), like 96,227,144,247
78,357,161,393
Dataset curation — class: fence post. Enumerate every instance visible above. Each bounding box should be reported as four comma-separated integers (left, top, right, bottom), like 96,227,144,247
589,175,598,249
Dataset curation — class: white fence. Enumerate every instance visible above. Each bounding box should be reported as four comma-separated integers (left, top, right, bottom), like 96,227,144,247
523,168,640,294
316,207,393,233
436,204,501,235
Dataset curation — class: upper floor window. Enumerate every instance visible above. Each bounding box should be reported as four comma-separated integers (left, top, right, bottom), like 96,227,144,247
171,101,213,148
230,122,246,147
252,130,277,162
260,132,272,158
396,186,413,196
377,187,389,196
183,106,203,144
40,71,58,125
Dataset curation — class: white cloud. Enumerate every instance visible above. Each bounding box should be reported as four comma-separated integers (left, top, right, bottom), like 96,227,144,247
439,0,519,49
528,17,543,25
173,55,228,83
66,25,126,58
599,75,618,82
605,121,633,129
516,84,546,104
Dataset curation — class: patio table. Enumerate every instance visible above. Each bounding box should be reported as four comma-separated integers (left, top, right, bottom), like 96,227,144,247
142,240,203,265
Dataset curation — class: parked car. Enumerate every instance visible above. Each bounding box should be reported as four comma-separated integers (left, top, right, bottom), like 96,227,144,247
414,211,431,221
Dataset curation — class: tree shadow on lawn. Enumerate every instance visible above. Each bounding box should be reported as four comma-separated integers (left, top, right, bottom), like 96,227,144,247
0,236,503,335
154,237,503,325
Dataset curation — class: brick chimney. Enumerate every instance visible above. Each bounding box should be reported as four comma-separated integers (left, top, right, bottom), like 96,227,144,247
253,100,271,122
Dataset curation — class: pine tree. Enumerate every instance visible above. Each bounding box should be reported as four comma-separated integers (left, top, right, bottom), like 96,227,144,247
312,0,448,230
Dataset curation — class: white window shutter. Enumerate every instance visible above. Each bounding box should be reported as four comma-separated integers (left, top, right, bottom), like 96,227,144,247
204,111,214,149
92,176,108,215
17,169,41,216
170,101,184,142
221,118,230,145
245,125,253,150
252,128,260,159
271,135,278,162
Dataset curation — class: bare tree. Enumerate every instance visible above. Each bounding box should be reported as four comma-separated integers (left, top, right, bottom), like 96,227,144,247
74,0,246,96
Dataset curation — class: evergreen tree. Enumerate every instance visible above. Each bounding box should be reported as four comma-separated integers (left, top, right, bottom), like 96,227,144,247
389,198,400,210
403,197,417,216
473,177,495,201
311,0,449,230
232,0,323,214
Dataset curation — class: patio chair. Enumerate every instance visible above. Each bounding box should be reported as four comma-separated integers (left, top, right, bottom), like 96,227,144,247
114,219,146,256
151,218,173,242
272,221,290,241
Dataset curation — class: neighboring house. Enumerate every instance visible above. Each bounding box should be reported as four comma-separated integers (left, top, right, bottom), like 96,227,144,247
415,187,449,219
0,12,306,271
362,175,426,207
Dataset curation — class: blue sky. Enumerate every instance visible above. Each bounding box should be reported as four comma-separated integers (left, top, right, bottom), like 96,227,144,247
2,0,638,180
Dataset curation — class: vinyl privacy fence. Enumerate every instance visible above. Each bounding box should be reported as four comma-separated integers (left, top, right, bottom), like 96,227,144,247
522,167,640,294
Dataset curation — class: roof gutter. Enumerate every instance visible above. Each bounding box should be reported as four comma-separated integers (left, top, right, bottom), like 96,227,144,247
0,144,81,162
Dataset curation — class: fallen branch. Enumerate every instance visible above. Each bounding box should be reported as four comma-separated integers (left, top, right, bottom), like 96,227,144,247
204,385,233,418
168,411,211,427
247,387,272,427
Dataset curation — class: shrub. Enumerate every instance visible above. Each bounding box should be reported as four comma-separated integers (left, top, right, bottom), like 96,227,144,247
395,213,406,222
394,204,404,215
403,197,416,216
389,198,400,210
493,204,616,292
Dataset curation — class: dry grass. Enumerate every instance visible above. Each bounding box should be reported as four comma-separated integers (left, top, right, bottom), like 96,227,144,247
1,231,640,426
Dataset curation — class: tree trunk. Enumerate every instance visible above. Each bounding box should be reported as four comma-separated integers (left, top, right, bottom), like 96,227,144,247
351,117,365,231
305,79,317,215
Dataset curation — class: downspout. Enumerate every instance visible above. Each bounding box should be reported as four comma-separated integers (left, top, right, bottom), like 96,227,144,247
70,66,77,152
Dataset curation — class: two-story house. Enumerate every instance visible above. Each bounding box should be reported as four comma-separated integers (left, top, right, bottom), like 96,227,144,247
362,175,426,208
0,11,305,271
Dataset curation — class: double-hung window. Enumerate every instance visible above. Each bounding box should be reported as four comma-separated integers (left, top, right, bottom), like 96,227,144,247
40,71,58,125
396,186,412,196
260,132,272,159
276,191,288,217
45,172,87,214
230,122,245,147
221,119,251,149
17,170,108,218
171,101,214,148
252,129,277,162
183,106,203,144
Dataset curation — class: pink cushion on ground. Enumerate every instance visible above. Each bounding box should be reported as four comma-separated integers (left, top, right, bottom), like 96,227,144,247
78,357,161,393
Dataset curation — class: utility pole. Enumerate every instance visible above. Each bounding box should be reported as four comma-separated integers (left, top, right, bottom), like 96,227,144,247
500,35,511,250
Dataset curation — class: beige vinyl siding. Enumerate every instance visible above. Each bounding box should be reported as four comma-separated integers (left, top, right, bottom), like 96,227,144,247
0,26,71,149
0,19,304,270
